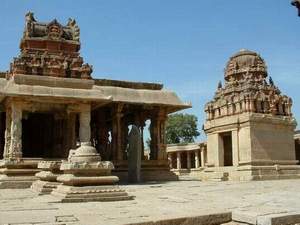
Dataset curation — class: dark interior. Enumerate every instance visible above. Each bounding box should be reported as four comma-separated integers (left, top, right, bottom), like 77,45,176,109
22,113,55,158
222,132,233,166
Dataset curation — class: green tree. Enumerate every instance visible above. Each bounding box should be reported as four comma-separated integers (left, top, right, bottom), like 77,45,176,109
166,113,200,144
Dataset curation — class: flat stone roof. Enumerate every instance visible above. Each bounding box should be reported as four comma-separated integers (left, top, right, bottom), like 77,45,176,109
0,75,191,111
96,85,190,110
94,78,163,90
167,143,201,152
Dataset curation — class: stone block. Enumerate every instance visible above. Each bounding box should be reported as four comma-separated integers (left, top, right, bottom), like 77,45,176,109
51,184,134,202
257,213,300,225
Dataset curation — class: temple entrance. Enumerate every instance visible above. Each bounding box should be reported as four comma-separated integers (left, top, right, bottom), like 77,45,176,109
221,132,233,166
22,112,69,158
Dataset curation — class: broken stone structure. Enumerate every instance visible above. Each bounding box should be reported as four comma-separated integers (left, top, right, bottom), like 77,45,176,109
202,49,300,181
0,12,189,189
31,160,62,194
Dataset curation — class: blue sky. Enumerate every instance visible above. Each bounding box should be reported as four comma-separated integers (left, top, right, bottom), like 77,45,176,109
0,0,300,140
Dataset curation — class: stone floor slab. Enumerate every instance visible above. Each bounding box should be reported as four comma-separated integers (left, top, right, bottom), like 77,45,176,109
0,180,300,225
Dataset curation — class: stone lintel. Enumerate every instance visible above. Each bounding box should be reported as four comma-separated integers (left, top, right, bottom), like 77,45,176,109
204,113,296,133
12,74,95,89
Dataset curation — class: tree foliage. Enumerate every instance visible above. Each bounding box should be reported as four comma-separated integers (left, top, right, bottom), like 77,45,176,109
166,113,200,144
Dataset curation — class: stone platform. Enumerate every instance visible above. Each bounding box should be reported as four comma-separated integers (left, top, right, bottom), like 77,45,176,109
1,180,300,225
0,159,40,189
31,160,62,194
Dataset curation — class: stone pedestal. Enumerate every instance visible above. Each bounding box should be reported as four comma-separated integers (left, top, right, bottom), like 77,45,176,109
31,160,62,195
51,143,133,202
0,160,40,189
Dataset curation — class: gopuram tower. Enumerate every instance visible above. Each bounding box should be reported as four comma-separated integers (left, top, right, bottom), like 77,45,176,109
202,49,299,181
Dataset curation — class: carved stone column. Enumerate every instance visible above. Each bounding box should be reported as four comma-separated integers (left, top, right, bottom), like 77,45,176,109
66,113,76,156
139,120,145,161
121,119,129,160
67,103,101,163
79,105,91,144
112,104,123,161
176,152,181,170
9,103,22,160
200,147,205,168
158,111,167,160
3,108,11,159
150,109,167,161
228,104,233,115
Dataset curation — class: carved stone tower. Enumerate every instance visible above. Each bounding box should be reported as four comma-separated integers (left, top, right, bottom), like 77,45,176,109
203,49,299,181
11,12,93,79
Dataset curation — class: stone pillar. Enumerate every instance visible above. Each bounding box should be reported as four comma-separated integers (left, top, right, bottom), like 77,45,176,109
231,130,239,166
121,120,129,160
140,121,145,160
217,134,224,166
278,103,284,115
134,113,145,160
66,113,76,157
263,101,269,113
67,103,101,163
256,100,262,113
208,108,213,120
245,98,250,112
150,109,167,161
249,99,255,112
200,148,205,167
158,111,167,160
79,105,91,143
3,108,11,159
9,103,22,160
176,152,181,170
195,150,200,168
235,102,241,113
150,118,158,160
206,110,210,120
112,104,123,161
187,151,191,169
241,99,246,112
228,104,233,115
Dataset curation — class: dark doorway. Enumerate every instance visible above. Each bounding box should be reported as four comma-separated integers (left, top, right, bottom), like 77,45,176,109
221,132,233,166
22,113,55,158
295,139,300,165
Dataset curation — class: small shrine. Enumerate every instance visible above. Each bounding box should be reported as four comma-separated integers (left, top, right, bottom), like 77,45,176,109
202,49,299,181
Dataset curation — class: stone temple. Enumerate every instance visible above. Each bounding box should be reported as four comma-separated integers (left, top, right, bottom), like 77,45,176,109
0,12,190,192
201,49,299,181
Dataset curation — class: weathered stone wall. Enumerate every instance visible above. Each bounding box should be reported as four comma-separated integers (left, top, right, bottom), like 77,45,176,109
250,121,296,163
